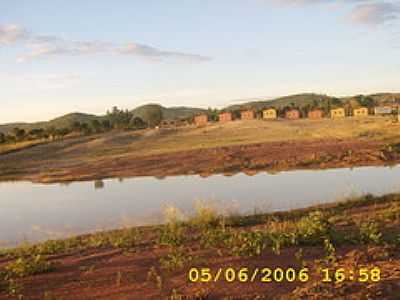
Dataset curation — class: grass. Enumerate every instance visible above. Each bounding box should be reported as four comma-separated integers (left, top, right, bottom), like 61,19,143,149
0,139,48,155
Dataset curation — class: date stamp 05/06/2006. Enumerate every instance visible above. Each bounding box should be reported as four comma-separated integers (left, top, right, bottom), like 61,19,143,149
188,267,381,284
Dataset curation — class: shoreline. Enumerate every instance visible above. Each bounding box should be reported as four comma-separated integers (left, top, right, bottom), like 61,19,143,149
1,137,400,184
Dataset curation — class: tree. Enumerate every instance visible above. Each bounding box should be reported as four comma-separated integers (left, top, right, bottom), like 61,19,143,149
357,95,376,108
101,119,111,130
46,126,57,140
130,116,147,129
28,128,45,140
107,106,132,129
6,135,16,143
90,119,102,133
207,108,219,122
132,105,163,128
56,128,70,140
72,121,82,132
0,132,5,144
12,127,26,141
80,123,92,135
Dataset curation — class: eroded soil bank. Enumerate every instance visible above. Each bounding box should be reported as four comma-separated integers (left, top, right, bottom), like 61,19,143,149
0,137,399,183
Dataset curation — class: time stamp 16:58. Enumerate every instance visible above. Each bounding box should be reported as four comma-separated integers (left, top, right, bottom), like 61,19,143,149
188,267,381,284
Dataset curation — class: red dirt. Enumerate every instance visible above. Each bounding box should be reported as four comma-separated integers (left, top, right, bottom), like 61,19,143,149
24,138,400,183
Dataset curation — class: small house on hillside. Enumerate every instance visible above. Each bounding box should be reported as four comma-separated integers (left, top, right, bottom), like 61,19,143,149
263,108,277,120
285,109,300,120
218,111,232,123
194,114,208,126
330,108,345,119
240,110,255,121
374,106,392,115
353,107,368,117
308,109,324,119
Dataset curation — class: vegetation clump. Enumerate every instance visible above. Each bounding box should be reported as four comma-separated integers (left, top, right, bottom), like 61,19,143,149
359,221,382,244
5,255,52,278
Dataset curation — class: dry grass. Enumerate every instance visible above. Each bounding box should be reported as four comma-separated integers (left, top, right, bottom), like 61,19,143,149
100,116,400,158
0,139,47,155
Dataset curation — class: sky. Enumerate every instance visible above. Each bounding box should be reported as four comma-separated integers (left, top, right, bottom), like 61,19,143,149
0,0,399,123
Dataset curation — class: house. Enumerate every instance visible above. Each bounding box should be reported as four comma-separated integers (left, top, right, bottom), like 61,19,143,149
194,114,208,126
285,109,300,120
218,111,232,123
353,107,368,117
374,106,392,115
330,108,345,119
263,108,277,120
308,109,324,119
240,110,255,120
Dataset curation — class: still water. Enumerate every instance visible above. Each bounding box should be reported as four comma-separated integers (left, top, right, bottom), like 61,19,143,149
1,165,400,246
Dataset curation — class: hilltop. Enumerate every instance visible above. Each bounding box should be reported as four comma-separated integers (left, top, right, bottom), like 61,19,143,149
225,92,400,111
0,106,206,134
0,113,103,134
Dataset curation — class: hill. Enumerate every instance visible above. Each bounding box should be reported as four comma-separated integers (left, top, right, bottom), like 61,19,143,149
1,92,399,134
131,104,207,120
0,113,103,134
224,92,400,112
224,93,341,111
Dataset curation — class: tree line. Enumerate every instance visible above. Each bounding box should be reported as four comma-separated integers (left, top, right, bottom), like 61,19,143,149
0,106,160,145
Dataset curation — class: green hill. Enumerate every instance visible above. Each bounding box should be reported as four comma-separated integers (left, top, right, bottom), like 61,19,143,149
131,104,207,120
1,93,399,134
0,113,104,134
224,92,400,112
224,93,339,111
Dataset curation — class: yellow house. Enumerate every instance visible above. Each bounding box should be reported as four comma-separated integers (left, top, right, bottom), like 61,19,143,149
263,108,277,120
353,107,369,117
330,108,345,119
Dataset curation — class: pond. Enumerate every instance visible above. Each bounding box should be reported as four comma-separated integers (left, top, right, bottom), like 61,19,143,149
1,165,400,247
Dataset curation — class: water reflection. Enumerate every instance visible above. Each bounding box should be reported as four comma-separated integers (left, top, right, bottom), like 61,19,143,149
94,180,105,190
1,165,400,246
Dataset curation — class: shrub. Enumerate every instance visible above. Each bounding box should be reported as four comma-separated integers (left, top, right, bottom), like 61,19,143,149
159,247,191,271
109,228,141,250
360,222,382,244
229,231,267,257
200,226,232,249
6,255,52,278
295,211,331,245
190,201,219,228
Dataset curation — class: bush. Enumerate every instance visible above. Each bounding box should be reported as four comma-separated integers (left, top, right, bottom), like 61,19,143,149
6,255,52,278
295,211,331,245
229,231,267,257
360,222,382,244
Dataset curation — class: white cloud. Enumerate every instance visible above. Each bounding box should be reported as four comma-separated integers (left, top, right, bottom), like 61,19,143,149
347,2,400,25
0,24,28,45
18,39,112,62
0,24,211,64
116,42,211,63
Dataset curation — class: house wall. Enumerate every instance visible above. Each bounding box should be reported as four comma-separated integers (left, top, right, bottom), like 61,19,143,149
308,110,324,119
330,109,345,119
219,112,232,122
285,110,300,120
241,110,255,120
263,109,277,119
374,107,392,115
353,108,368,117
194,115,208,126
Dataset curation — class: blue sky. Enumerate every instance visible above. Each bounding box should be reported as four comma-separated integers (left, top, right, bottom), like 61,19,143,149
1,0,399,123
